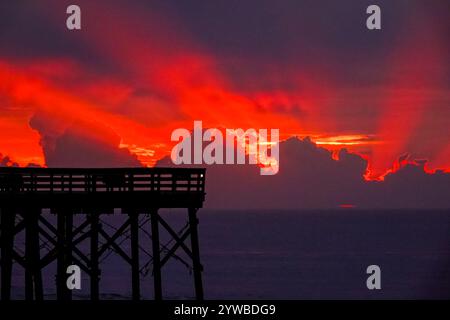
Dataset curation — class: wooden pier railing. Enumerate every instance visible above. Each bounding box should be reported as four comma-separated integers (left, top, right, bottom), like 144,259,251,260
0,167,206,209
0,167,205,193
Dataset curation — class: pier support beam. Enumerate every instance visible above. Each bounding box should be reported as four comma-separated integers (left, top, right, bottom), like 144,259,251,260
56,209,73,300
188,208,204,300
90,213,100,301
150,209,162,300
24,208,43,300
1,208,15,300
129,211,140,300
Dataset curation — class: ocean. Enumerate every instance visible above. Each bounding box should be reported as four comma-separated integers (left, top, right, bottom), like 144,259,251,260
9,210,450,299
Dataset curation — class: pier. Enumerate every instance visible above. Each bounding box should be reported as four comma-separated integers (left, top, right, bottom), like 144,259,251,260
0,167,206,300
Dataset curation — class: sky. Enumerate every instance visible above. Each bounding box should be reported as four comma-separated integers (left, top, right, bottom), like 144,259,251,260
0,0,449,179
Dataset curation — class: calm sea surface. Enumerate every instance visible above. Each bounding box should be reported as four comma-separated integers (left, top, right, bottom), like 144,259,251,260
10,210,450,299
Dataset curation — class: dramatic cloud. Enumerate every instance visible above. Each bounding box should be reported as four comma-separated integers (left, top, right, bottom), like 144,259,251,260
0,154,18,167
157,137,450,209
29,113,141,167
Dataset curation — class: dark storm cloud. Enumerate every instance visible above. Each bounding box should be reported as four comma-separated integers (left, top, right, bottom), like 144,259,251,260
157,0,449,90
29,113,141,168
162,0,394,54
2,0,447,89
0,1,122,75
0,2,81,58
156,137,450,209
157,0,398,82
0,154,18,167
41,129,141,168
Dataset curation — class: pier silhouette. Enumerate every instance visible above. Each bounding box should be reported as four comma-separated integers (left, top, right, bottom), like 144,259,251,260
0,167,206,300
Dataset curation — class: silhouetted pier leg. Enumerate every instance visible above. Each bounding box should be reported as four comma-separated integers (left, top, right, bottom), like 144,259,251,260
65,212,73,300
34,209,44,300
25,212,33,300
57,210,72,300
57,210,65,300
25,208,44,300
90,213,100,301
150,209,162,300
188,208,204,300
1,208,15,300
24,212,32,300
129,211,140,300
